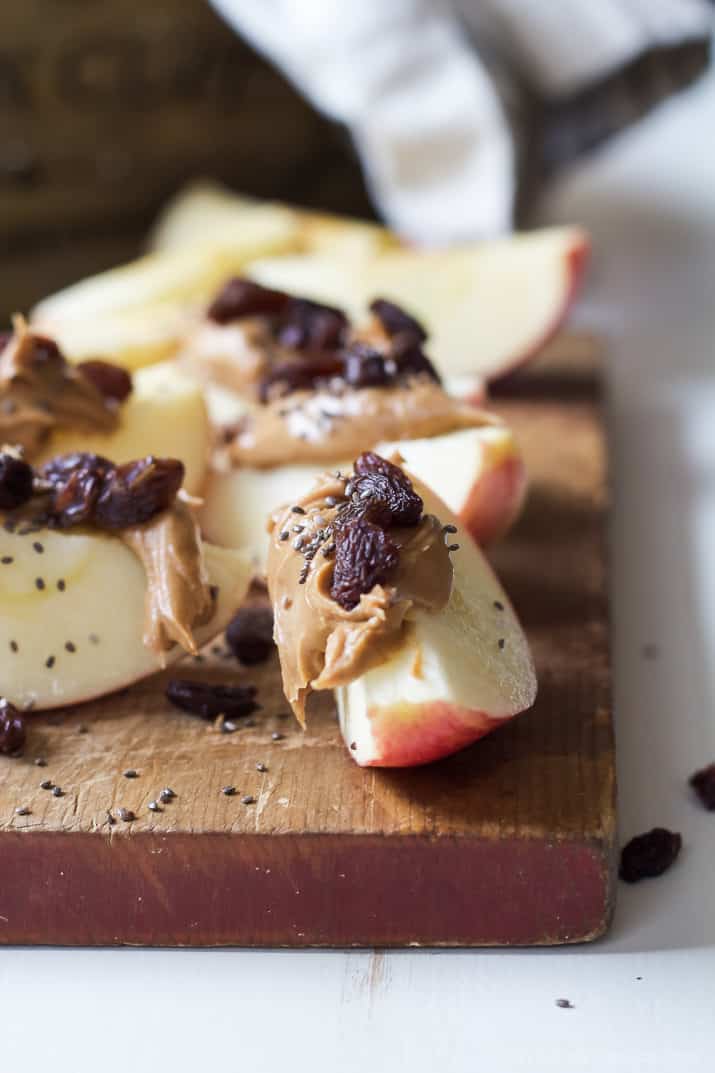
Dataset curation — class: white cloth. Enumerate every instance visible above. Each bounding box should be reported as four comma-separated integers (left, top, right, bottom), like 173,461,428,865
210,0,712,242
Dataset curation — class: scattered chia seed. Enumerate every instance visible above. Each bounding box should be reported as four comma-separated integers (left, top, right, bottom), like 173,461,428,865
89,633,99,644
1,556,13,564
123,769,138,779
34,757,47,767
241,794,255,805
498,638,505,650
9,640,17,653
160,787,176,802
222,786,236,796
279,530,290,541
493,600,504,611
106,811,116,826
148,800,162,813
344,481,354,497
325,496,338,507
211,645,222,656
555,999,573,1009
32,541,44,554
350,741,357,750
271,732,284,742
256,762,268,772
35,577,45,590
292,524,305,534
77,723,88,733
57,579,66,592
40,779,53,790
45,655,55,669
15,806,31,816
222,720,238,733
118,807,135,822
293,537,304,550
291,505,306,515
447,543,460,552
442,524,457,534
65,642,76,653
52,786,63,797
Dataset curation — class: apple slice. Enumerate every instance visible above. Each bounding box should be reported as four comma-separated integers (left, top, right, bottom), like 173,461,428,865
0,526,252,710
335,484,536,767
35,362,210,497
248,226,588,383
200,424,525,567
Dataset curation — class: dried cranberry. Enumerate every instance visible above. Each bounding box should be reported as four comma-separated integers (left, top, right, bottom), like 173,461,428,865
351,452,423,527
42,452,115,528
342,342,390,388
77,360,133,403
619,828,682,883
207,278,290,324
226,607,274,665
94,457,184,529
369,297,427,342
331,516,400,610
0,698,26,756
689,762,715,810
277,298,348,351
0,452,34,510
259,353,344,401
165,679,259,720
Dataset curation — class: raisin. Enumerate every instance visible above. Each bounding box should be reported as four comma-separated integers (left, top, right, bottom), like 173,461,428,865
392,337,441,384
27,333,64,370
689,762,715,810
619,828,682,883
226,607,274,665
0,698,26,756
42,452,115,528
259,353,344,401
331,516,399,610
0,452,34,510
369,297,427,343
207,278,290,324
93,456,184,529
277,298,348,351
342,342,390,388
77,360,133,403
165,679,260,720
351,452,423,527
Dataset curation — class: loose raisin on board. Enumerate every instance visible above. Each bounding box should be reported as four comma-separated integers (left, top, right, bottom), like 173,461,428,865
619,828,682,883
277,297,348,351
689,762,715,810
207,278,290,324
351,452,423,527
0,452,34,510
0,698,26,756
369,298,427,343
331,516,400,610
93,456,184,529
165,679,260,720
226,607,274,665
77,360,133,403
342,343,390,389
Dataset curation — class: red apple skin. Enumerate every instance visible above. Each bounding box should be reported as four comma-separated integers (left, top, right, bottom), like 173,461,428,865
355,700,507,768
460,453,527,546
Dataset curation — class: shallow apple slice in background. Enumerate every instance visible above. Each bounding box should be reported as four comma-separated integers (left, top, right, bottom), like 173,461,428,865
35,362,210,496
335,485,536,767
200,424,525,567
0,527,252,710
249,226,588,384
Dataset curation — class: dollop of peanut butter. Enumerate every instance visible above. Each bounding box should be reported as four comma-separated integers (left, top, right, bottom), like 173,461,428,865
266,467,453,725
231,378,495,468
0,319,118,456
179,318,283,400
121,494,214,658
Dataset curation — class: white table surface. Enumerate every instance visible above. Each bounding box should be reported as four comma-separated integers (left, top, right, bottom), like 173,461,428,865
3,66,715,1073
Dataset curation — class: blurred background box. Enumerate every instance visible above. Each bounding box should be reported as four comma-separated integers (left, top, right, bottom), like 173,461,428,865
0,0,371,318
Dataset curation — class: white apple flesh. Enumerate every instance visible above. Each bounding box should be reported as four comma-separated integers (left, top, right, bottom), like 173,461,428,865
200,424,526,568
0,526,252,710
35,362,211,496
335,485,537,767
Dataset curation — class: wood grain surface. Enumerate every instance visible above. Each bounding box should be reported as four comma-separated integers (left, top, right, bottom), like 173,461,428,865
0,353,615,947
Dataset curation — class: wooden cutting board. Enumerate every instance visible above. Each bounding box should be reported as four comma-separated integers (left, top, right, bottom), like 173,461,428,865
0,341,614,947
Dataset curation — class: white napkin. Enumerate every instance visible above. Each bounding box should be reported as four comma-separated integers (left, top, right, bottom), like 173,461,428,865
210,0,712,242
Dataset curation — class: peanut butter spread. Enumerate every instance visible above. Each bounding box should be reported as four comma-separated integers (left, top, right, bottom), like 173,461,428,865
267,467,453,724
0,320,118,456
230,378,496,468
179,317,278,400
121,494,214,658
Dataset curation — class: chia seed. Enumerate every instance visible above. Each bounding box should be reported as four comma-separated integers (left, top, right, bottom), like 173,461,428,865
555,999,573,1009
52,786,63,797
279,531,290,541
241,795,255,805
442,524,458,534
498,638,505,650
292,524,304,533
447,543,460,552
256,762,267,772
32,542,44,554
40,779,53,790
493,600,504,611
15,806,31,816
57,579,66,592
35,577,45,590
65,642,76,653
117,807,135,822
221,786,236,796
148,801,162,813
34,757,47,767
1,556,13,564
291,505,306,515
159,787,176,802
271,732,284,742
123,769,138,779
45,655,55,668
9,640,17,653
89,633,99,644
